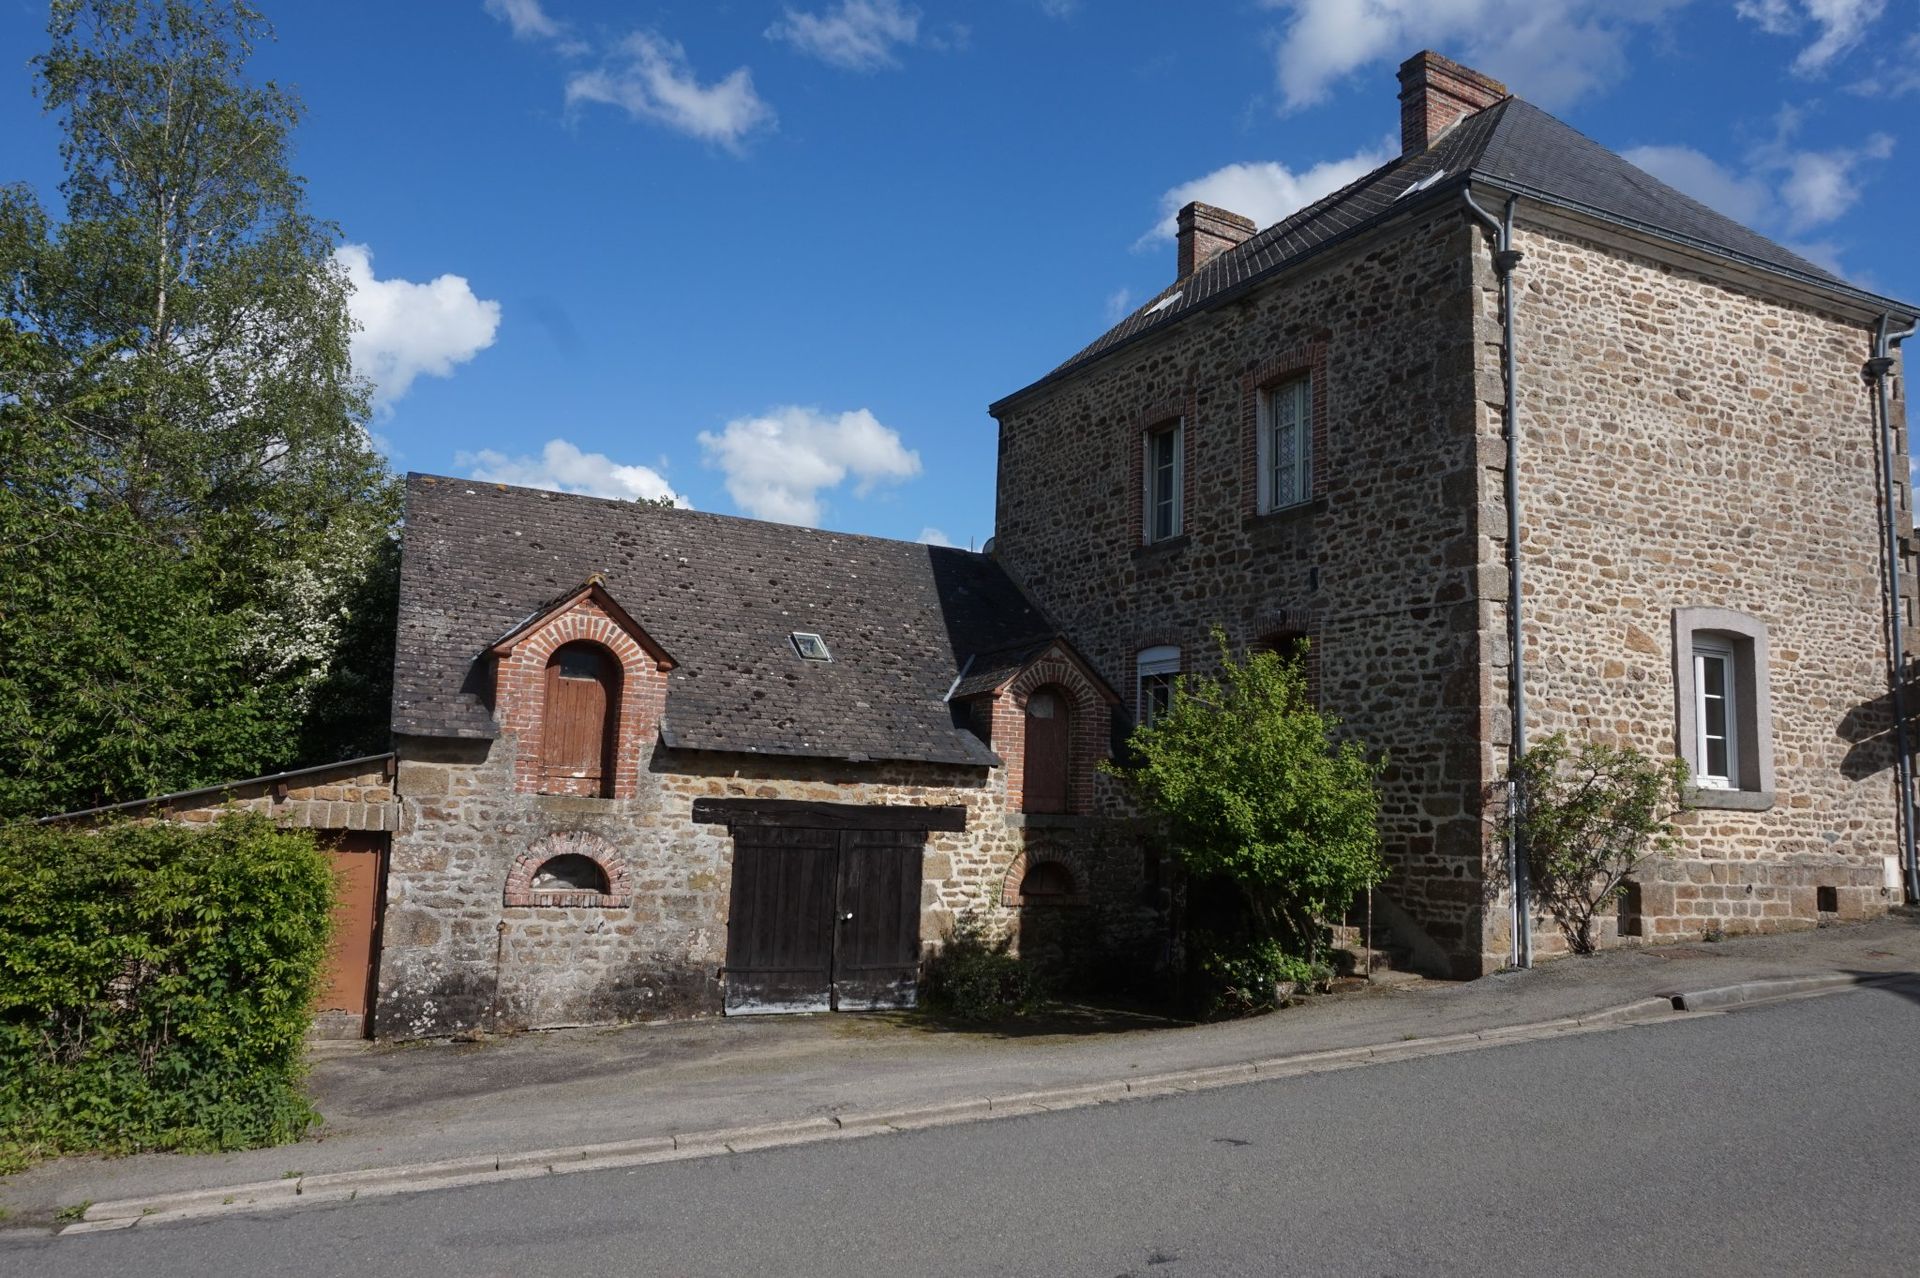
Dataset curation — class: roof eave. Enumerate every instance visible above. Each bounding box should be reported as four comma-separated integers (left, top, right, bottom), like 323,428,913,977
1464,175,1920,327
987,174,1476,417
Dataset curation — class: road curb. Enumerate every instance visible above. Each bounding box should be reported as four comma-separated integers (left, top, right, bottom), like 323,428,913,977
62,972,1903,1236
1665,970,1898,1012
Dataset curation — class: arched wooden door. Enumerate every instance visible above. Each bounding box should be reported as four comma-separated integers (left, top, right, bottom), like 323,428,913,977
1024,686,1071,814
544,643,618,795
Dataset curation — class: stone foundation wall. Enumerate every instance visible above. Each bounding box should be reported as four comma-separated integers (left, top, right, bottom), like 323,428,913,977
1497,222,1905,948
378,735,1160,1038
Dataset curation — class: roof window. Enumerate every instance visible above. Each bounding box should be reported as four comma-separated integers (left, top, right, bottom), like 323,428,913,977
1397,168,1447,199
791,631,832,661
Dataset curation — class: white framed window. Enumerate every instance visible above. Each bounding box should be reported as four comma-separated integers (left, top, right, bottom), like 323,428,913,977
1137,645,1181,727
1672,608,1774,810
1257,376,1312,513
1692,641,1736,789
1144,421,1183,543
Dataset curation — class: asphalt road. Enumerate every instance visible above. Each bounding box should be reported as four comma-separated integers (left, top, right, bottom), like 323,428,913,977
12,983,1920,1277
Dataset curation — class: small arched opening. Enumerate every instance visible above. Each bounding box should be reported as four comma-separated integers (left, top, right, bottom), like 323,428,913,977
543,641,622,797
530,853,610,894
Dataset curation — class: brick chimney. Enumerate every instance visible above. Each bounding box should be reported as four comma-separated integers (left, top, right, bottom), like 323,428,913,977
1397,50,1507,157
1176,202,1257,279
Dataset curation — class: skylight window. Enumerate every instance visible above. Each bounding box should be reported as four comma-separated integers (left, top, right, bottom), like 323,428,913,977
1146,290,1183,316
1397,169,1447,199
791,632,832,661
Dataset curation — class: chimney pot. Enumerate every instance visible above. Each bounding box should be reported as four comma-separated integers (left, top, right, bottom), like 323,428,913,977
1397,50,1507,157
1176,201,1256,280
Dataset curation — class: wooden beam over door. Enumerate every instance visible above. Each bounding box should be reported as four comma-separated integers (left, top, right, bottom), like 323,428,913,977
691,798,967,832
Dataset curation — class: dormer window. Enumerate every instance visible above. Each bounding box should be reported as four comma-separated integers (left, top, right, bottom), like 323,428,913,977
791,632,832,661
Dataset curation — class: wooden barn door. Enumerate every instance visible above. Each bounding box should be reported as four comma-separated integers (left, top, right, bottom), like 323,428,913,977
544,645,615,794
833,828,924,1010
724,826,839,1014
725,823,924,1014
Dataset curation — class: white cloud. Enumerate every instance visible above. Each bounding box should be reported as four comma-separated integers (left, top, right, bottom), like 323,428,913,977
1261,1,1692,112
457,439,691,506
917,526,957,547
1736,0,1887,74
1105,288,1135,321
1621,144,1774,224
1139,143,1395,246
484,0,562,41
1038,0,1078,15
1848,29,1920,95
698,406,921,526
335,244,501,408
768,1,920,71
1623,117,1894,272
566,33,775,148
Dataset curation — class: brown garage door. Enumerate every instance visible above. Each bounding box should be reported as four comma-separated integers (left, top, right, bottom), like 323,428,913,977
725,825,923,1015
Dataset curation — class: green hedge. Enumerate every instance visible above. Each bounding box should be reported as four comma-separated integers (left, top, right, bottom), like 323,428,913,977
0,812,335,1171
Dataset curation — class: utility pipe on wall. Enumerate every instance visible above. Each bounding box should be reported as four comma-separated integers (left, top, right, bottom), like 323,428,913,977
1869,314,1920,904
1462,190,1532,969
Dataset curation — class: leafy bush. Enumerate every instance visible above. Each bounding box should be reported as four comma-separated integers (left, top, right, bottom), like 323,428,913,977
1502,733,1688,955
1190,932,1334,1020
1108,630,1385,975
921,912,1041,1022
0,813,335,1171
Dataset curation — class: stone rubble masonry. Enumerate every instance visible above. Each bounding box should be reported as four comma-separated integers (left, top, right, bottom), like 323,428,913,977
990,195,1907,975
490,589,672,800
377,720,1164,1039
1489,222,1905,955
994,207,1492,974
130,758,399,833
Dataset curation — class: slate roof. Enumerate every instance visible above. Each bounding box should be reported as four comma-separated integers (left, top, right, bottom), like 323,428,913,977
996,97,1914,409
392,475,1058,767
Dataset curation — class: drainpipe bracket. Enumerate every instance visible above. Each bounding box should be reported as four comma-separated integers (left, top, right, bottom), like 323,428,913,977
1865,356,1896,381
1493,249,1524,275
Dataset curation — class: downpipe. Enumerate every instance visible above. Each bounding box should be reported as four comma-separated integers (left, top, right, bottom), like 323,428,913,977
1462,190,1532,968
1868,315,1920,904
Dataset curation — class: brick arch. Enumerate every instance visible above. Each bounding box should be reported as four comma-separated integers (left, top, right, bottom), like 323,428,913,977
1002,844,1089,907
995,643,1110,817
491,585,671,799
504,830,633,908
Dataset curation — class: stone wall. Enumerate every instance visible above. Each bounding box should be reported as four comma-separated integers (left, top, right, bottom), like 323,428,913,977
118,757,398,832
378,732,1159,1038
1492,222,1905,948
992,208,1494,972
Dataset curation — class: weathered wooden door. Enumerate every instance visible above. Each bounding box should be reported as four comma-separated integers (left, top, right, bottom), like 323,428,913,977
725,824,924,1014
1024,687,1071,814
315,832,387,1037
724,826,840,1014
832,828,924,1010
544,645,613,792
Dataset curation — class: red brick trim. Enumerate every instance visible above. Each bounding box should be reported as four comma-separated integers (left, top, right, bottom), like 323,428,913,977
1251,613,1323,708
1241,340,1329,519
493,590,670,798
1001,843,1089,907
1130,395,1197,546
504,831,633,908
990,641,1111,816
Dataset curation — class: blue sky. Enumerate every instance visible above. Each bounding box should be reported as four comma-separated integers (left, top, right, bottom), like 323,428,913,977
2,1,1915,546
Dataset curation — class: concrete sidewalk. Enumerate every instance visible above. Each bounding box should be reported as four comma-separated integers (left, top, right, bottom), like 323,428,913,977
6,916,1919,1231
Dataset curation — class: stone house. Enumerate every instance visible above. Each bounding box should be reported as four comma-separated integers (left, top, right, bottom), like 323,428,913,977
988,50,1919,976
46,50,1919,1036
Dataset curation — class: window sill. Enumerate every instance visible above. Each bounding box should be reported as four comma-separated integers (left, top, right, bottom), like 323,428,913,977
1244,496,1326,529
1132,535,1189,561
1684,786,1774,812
